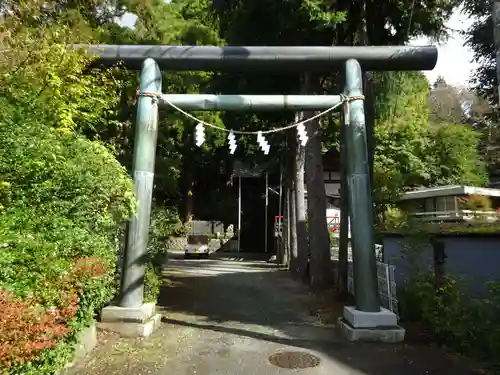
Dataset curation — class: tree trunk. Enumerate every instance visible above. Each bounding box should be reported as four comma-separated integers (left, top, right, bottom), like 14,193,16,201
293,114,309,280
183,169,194,223
358,0,375,183
304,89,332,289
285,185,291,267
288,134,299,270
277,159,286,266
338,108,350,297
280,182,290,267
431,238,447,290
335,3,350,297
182,124,195,223
289,178,298,268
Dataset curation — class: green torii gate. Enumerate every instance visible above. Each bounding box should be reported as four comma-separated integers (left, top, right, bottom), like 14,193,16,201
82,44,437,341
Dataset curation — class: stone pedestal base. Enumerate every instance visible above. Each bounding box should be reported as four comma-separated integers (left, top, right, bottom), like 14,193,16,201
337,306,405,343
97,302,161,338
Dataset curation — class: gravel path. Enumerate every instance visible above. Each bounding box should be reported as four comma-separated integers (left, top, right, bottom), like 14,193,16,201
66,252,486,375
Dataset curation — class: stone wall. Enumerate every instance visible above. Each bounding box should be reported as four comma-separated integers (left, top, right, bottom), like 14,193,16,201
165,236,188,250
165,236,236,252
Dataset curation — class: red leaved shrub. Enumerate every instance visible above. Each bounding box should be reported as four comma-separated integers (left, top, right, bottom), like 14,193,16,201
0,257,107,368
72,257,107,279
0,288,78,368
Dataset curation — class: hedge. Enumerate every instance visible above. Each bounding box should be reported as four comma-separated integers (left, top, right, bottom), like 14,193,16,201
0,113,136,374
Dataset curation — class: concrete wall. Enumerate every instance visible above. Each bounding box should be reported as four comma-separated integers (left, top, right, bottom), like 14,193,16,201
383,234,500,297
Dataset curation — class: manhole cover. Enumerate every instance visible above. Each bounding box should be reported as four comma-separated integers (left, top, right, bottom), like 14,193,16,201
268,351,321,369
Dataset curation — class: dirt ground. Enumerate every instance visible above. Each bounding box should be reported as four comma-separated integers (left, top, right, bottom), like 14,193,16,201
65,252,489,375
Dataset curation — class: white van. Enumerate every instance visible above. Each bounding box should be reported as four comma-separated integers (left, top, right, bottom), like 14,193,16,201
184,234,210,258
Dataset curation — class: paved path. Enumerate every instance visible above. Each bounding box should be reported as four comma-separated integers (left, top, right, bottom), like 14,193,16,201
66,252,486,375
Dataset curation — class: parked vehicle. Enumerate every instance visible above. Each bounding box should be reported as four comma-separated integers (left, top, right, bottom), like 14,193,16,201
184,234,210,258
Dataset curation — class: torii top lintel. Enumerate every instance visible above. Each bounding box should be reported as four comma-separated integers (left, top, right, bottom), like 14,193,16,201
74,44,437,72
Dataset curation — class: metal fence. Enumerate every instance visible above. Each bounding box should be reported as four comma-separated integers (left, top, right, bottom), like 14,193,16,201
347,261,399,317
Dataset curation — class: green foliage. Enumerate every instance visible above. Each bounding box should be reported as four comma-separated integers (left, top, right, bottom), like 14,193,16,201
373,72,488,226
459,194,493,211
381,205,408,230
400,273,500,365
150,206,188,240
127,0,229,218
143,264,162,304
397,234,500,365
428,124,488,186
1,23,123,135
0,10,135,373
462,0,500,177
299,0,346,27
0,115,135,373
373,72,434,205
143,205,190,303
463,0,495,103
329,231,339,248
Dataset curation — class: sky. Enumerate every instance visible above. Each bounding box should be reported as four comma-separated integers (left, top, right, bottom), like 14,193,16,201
119,8,477,88
411,9,477,87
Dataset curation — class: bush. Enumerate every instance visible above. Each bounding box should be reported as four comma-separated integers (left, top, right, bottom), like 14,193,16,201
381,205,408,230
149,205,188,259
0,116,135,373
0,6,178,372
144,264,162,303
459,194,492,211
398,233,500,367
0,289,75,369
142,206,188,303
400,273,500,363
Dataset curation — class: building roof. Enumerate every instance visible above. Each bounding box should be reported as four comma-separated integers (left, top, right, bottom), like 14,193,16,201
399,185,500,201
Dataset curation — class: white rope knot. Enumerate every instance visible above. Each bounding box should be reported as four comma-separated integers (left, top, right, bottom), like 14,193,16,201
340,93,365,102
346,94,365,102
138,91,161,98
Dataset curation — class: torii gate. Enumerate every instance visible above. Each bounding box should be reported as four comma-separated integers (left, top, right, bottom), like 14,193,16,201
83,44,437,341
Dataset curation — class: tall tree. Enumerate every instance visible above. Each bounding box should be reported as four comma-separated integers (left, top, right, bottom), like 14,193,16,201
372,72,435,216
129,0,228,221
429,124,488,186
210,0,464,286
462,0,500,179
429,76,467,124
463,0,496,104
304,75,332,290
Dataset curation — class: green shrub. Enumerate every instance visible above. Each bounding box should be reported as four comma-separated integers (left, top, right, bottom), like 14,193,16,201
397,234,500,365
400,272,500,363
0,116,135,373
142,205,188,303
144,264,162,303
459,194,493,211
382,205,408,230
395,232,500,365
0,6,185,372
